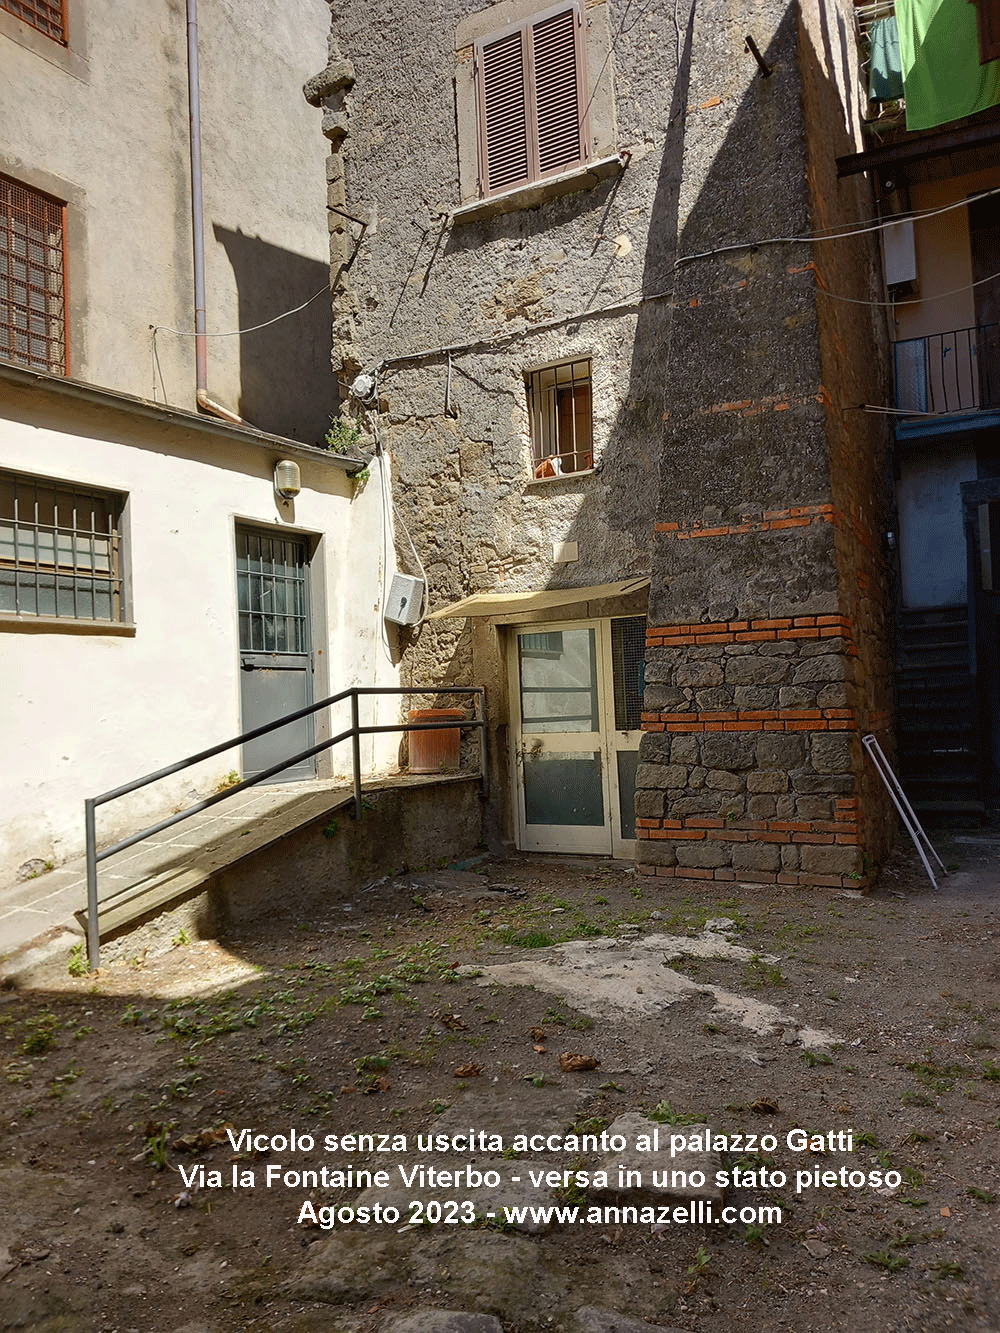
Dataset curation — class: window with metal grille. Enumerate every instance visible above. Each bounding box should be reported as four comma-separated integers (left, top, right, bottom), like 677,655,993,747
0,0,66,43
475,3,588,198
526,358,593,477
0,471,125,623
1,175,66,375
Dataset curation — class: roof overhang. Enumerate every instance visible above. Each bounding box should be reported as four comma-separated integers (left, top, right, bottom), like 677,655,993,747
428,577,650,622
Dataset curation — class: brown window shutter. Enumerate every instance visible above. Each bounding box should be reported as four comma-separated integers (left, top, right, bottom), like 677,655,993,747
479,29,532,195
971,0,1000,64
531,7,586,176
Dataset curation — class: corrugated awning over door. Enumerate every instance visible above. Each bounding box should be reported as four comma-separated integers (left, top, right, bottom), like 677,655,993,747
427,577,650,620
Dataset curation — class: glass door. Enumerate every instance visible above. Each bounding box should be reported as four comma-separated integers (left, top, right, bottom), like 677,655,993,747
605,616,646,858
511,623,612,854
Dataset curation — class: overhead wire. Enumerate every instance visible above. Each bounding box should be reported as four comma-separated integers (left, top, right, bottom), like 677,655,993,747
149,285,329,403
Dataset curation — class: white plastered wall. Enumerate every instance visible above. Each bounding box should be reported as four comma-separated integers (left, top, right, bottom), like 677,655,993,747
0,403,398,878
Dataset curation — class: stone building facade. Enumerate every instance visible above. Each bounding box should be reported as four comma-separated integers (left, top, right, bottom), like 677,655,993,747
307,0,897,884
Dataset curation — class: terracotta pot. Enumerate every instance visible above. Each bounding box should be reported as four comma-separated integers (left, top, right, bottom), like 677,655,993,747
407,708,463,773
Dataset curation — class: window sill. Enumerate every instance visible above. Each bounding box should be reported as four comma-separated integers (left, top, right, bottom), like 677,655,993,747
0,614,136,636
452,153,627,225
524,467,597,491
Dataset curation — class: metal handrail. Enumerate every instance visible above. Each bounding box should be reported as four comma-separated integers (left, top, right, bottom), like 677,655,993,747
84,685,487,967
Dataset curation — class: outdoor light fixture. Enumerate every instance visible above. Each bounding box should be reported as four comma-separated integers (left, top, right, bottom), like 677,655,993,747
274,459,301,499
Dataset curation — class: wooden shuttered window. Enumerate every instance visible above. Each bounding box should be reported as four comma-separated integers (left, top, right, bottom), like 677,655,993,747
971,0,1000,64
476,4,589,198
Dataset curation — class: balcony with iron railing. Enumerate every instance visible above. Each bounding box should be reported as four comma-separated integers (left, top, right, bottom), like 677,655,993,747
894,324,1000,424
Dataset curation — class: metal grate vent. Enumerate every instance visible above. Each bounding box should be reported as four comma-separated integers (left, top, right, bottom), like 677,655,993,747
0,175,66,375
611,615,646,731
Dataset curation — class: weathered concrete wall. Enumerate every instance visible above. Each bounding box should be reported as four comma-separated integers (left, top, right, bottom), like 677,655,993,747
215,777,484,927
0,0,334,442
635,0,895,890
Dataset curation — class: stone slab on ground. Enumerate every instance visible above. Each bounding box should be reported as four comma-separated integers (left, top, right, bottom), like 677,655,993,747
431,1083,588,1143
573,1309,690,1333
383,1312,504,1333
291,1230,670,1327
353,1158,562,1234
591,1113,724,1205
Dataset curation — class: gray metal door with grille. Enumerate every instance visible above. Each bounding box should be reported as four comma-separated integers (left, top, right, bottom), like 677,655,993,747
236,526,315,781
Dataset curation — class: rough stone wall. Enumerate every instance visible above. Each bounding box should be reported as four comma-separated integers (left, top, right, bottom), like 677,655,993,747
309,0,691,838
634,0,894,890
308,0,895,874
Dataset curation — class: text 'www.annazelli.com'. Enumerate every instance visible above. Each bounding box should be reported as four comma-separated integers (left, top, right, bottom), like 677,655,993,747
497,1201,782,1228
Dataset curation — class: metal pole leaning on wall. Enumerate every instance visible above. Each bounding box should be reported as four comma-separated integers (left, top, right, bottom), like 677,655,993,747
351,690,363,821
862,733,946,890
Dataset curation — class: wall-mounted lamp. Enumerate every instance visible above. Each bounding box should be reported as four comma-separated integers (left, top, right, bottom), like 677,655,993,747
274,459,301,500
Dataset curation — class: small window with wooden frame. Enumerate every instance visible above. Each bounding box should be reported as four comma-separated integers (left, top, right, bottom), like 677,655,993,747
475,2,589,198
0,0,66,45
526,358,593,478
1,174,67,376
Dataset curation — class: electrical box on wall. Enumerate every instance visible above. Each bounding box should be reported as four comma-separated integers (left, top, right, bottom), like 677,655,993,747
384,573,425,626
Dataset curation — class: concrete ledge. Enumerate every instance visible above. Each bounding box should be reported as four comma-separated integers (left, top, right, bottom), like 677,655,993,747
78,773,485,953
451,155,627,225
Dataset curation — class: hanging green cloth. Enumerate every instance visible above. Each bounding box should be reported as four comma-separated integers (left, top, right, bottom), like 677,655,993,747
869,16,905,100
897,0,1000,130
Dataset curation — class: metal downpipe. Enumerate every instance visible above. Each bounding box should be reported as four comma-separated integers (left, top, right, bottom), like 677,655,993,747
186,0,244,425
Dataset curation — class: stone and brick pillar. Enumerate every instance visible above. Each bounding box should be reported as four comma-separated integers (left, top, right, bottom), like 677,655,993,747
635,0,894,891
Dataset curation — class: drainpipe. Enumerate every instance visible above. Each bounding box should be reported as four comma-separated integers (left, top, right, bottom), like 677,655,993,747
186,0,244,426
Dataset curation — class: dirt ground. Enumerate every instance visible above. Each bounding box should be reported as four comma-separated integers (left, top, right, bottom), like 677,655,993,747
1,831,999,1333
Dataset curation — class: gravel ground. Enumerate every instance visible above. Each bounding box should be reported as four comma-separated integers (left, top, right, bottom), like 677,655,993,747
1,830,998,1333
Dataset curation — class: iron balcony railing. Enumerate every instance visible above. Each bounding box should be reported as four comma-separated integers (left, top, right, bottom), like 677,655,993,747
894,323,1000,417
83,685,487,968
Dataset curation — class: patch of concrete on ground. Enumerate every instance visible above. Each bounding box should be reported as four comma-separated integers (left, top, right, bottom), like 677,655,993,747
463,930,837,1048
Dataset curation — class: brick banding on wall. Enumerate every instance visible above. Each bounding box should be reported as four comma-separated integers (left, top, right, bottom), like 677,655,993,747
635,612,871,891
655,505,836,540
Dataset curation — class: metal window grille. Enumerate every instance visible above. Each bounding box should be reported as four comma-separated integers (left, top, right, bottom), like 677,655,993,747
526,358,593,476
236,529,310,654
611,616,646,731
0,0,66,43
0,471,125,622
0,175,66,375
475,3,588,198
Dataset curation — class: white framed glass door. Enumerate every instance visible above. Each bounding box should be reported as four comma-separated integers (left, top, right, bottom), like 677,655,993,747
509,616,645,857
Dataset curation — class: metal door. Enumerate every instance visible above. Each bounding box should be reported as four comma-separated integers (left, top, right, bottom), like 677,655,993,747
236,526,315,781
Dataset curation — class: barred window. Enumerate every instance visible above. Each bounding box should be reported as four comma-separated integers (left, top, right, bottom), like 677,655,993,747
0,471,126,623
526,358,593,477
0,0,67,44
1,175,67,376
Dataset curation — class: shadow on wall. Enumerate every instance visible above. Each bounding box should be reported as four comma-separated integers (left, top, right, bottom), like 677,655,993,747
550,3,697,591
213,225,337,444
